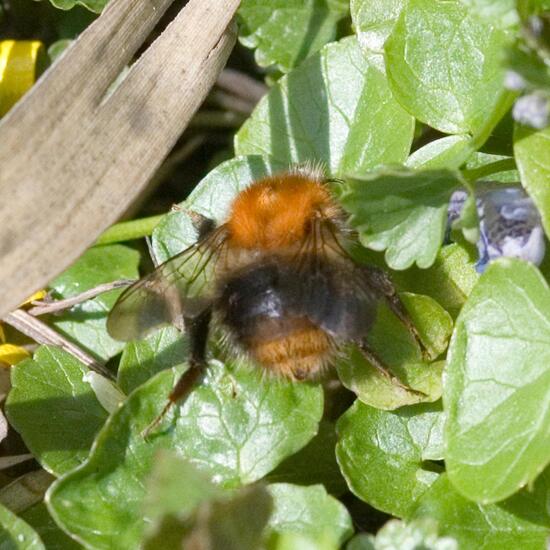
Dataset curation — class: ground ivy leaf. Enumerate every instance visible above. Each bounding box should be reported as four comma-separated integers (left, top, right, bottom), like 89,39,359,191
143,452,223,522
168,485,271,550
266,483,353,544
47,360,323,549
339,169,463,269
152,156,286,263
384,0,511,134
445,259,550,503
235,37,414,175
351,0,407,53
268,531,339,550
49,244,139,361
391,243,479,319
0,502,44,550
336,400,444,518
406,135,473,170
41,0,106,13
142,452,270,550
238,0,349,72
337,293,452,409
465,152,520,183
459,0,519,28
515,124,550,238
411,474,550,549
5,346,108,476
347,518,458,550
267,421,347,496
20,503,81,550
118,326,188,394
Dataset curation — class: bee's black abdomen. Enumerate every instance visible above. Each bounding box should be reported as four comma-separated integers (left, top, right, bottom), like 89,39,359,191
218,258,378,344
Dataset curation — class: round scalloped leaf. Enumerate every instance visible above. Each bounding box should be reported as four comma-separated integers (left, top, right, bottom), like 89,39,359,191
338,169,464,270
445,259,550,503
384,0,511,134
42,0,106,13
266,483,353,544
238,0,349,72
235,37,414,175
336,400,444,517
47,360,323,549
411,474,550,549
337,293,452,410
351,0,407,53
0,503,44,550
5,346,108,476
515,124,550,239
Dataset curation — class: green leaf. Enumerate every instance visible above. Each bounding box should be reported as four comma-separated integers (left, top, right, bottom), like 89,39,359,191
337,293,452,410
336,401,444,517
411,474,550,549
20,503,81,550
351,0,407,53
266,483,353,544
238,0,349,72
143,452,223,522
384,0,511,134
445,259,550,503
235,37,414,175
339,169,463,269
347,518,458,550
152,156,286,263
267,421,347,496
168,485,272,550
460,0,519,27
6,346,108,476
118,326,188,393
463,152,519,183
391,244,479,318
49,244,139,361
268,531,339,550
515,124,550,238
42,0,107,14
142,452,271,550
0,502,44,550
406,136,473,170
48,360,323,549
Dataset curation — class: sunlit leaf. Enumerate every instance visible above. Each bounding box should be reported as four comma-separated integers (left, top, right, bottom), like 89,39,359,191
445,259,550,502
6,346,108,475
238,0,349,72
48,360,323,549
235,37,414,175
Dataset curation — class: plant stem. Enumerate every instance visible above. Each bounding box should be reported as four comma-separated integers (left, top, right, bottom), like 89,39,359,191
96,214,165,245
28,280,135,316
2,309,113,379
462,158,518,182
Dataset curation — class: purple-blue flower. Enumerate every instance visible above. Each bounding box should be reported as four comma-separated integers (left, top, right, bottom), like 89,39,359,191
448,187,545,273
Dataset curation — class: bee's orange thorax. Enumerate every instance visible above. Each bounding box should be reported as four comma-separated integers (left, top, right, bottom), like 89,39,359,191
227,173,334,250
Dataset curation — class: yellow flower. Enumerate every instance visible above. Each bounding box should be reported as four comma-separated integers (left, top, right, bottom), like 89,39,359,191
0,290,47,367
0,40,47,116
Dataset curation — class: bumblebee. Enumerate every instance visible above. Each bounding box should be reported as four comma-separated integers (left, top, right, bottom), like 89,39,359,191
107,167,425,429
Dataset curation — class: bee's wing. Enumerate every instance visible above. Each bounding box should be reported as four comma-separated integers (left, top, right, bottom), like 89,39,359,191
107,226,228,341
295,220,379,340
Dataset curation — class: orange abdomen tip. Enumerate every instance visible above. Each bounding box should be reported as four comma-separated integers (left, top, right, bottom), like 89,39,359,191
227,172,333,250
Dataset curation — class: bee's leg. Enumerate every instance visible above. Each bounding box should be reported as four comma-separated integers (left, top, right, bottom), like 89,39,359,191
142,309,211,437
362,267,429,359
358,341,427,397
